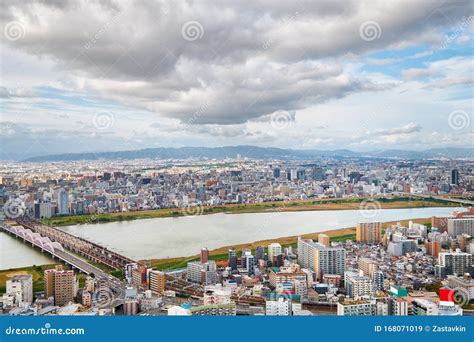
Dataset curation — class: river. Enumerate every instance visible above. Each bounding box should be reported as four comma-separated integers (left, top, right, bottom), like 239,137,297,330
0,232,54,269
0,206,461,269
57,206,460,260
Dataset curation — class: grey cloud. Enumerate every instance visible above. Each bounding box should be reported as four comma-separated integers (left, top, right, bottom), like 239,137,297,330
0,0,472,126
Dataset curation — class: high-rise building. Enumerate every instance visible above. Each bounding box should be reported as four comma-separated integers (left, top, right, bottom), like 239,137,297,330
187,260,218,285
149,270,166,294
435,249,473,277
273,168,281,178
201,248,209,264
56,188,69,216
6,274,33,304
187,261,203,283
356,222,382,244
448,218,474,236
318,233,330,248
297,237,345,280
268,243,282,261
44,265,76,306
373,270,385,291
255,246,265,261
228,249,237,271
357,257,378,279
451,169,459,185
245,254,255,275
425,240,440,257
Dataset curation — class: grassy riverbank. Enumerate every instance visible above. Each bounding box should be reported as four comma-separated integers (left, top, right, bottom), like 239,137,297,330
0,264,87,294
41,196,458,227
145,217,432,271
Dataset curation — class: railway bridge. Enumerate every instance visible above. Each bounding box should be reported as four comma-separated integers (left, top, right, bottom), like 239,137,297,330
17,218,138,270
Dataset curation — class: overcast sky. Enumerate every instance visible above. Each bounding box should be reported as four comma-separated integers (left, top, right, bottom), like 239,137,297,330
0,0,473,160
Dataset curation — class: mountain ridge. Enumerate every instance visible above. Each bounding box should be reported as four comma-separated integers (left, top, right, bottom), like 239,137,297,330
21,146,474,162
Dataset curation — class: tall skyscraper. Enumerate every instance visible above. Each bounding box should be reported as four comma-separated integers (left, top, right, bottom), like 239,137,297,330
451,169,459,185
56,188,69,216
356,222,382,244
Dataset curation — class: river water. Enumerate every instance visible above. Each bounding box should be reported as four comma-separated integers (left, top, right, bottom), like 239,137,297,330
0,232,54,269
0,207,461,269
55,207,460,261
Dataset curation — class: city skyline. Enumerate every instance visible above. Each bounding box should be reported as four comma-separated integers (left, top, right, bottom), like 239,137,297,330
1,0,473,161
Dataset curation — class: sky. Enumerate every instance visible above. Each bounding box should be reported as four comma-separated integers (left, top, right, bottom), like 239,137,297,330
0,0,473,160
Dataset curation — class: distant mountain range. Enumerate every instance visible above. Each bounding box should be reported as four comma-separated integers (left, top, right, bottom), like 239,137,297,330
21,146,474,162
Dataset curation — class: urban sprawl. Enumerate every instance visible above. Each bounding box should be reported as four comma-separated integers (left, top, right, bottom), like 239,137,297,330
1,157,473,316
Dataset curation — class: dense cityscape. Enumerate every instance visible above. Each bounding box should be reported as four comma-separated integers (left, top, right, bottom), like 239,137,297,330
0,158,472,220
0,157,473,316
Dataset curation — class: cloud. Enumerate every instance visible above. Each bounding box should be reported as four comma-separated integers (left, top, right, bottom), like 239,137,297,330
1,0,471,125
0,0,473,158
369,122,422,136
0,86,34,98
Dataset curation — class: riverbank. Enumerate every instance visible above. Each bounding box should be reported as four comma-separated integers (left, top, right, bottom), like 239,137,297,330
42,196,457,227
145,217,431,271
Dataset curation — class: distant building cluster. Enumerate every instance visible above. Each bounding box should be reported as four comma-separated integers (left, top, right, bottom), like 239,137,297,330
0,159,472,220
